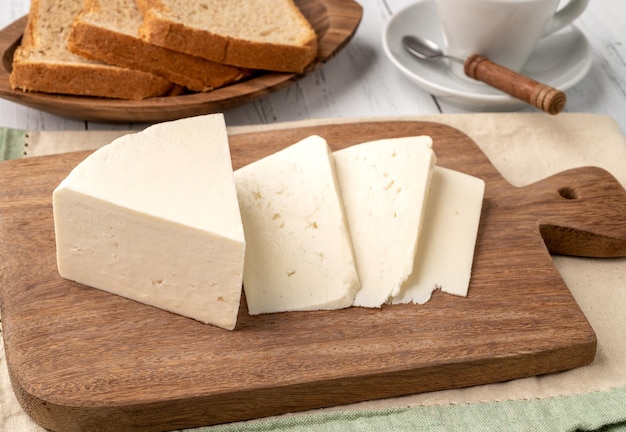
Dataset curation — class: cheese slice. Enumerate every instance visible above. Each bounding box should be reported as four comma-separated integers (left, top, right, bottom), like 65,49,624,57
392,166,485,304
52,113,245,330
234,135,360,315
333,136,436,308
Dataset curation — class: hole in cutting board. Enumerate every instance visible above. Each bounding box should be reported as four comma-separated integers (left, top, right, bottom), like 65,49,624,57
558,186,579,200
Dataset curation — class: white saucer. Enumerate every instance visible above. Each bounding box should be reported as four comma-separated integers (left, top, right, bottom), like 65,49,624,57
382,0,593,111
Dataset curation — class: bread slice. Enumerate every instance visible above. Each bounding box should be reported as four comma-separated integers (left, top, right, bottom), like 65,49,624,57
68,0,248,92
137,0,318,73
10,0,174,100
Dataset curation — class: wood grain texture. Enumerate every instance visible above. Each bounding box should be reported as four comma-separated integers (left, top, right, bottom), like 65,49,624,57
0,0,362,123
2,121,625,431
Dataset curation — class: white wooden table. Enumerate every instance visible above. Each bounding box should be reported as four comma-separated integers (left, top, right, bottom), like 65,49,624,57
0,0,624,132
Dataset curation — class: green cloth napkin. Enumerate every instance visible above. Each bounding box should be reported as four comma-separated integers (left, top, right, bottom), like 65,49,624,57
0,127,26,160
201,388,626,431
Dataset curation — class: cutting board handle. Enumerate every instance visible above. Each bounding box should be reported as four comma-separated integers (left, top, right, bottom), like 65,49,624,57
522,166,626,257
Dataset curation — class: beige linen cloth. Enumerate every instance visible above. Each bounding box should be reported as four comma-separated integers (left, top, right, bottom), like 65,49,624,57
1,113,626,430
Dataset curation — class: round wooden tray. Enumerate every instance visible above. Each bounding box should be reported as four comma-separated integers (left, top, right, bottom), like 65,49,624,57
0,0,362,123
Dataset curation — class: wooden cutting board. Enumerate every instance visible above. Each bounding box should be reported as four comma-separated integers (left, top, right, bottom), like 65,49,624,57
2,121,626,432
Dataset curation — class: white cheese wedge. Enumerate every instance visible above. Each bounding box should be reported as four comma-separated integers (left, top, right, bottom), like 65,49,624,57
52,113,245,330
234,135,360,315
392,166,485,304
333,136,436,308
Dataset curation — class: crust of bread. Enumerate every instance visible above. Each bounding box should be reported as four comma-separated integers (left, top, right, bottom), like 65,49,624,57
10,60,174,100
69,2,248,92
9,0,174,100
138,1,318,73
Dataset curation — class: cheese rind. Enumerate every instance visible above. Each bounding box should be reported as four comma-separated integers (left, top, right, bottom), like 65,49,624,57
53,113,245,330
234,135,360,315
392,166,485,304
333,136,436,308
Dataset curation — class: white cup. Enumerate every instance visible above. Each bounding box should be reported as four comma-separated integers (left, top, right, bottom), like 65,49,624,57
436,0,589,78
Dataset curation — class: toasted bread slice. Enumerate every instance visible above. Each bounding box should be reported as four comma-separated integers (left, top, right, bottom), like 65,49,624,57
137,0,318,73
10,0,174,100
69,0,248,92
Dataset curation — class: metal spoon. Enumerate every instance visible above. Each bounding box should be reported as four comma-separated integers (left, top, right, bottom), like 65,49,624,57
401,35,566,115
402,35,465,63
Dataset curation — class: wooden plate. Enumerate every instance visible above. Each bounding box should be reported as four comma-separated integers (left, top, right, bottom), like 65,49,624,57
0,0,362,123
3,120,625,431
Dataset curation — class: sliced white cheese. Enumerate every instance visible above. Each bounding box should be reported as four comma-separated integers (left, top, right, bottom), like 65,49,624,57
333,136,436,308
392,166,485,304
53,113,245,330
234,135,360,315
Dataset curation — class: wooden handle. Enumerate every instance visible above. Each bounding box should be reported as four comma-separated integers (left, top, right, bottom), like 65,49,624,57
464,54,566,115
522,166,626,257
